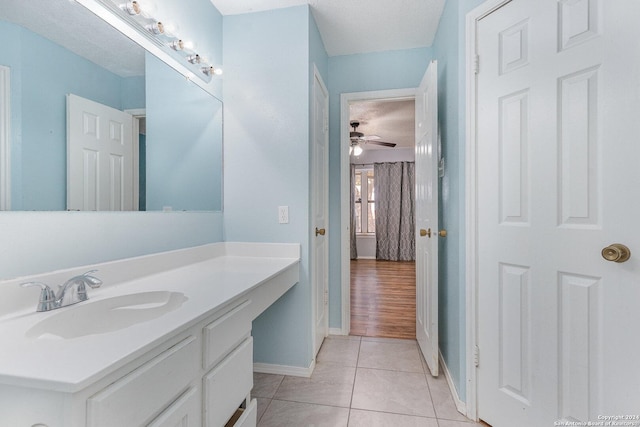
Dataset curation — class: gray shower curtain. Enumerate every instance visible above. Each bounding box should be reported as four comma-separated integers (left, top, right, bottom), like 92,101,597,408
374,162,415,261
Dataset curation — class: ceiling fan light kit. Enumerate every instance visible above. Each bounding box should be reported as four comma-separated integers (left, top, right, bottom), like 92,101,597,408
349,121,397,157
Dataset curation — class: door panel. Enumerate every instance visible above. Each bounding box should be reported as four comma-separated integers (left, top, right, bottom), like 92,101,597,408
415,60,439,376
67,94,134,211
476,1,640,425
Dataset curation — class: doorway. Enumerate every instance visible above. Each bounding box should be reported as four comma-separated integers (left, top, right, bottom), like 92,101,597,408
340,88,417,338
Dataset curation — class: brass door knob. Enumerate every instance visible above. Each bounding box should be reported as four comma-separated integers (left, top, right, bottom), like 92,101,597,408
601,243,631,263
439,229,447,237
420,228,431,238
315,227,326,236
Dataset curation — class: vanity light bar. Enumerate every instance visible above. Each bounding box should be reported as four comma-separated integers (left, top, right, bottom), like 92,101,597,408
116,0,222,78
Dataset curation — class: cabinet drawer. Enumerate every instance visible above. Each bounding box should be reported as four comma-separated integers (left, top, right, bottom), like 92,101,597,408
234,399,257,427
87,336,198,427
148,387,199,427
203,300,251,370
203,337,253,427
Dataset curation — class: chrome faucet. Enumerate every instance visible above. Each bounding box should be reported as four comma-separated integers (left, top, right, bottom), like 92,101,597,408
21,270,103,312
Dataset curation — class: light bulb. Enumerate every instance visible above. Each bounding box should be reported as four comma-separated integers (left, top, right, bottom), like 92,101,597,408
170,40,184,51
123,0,140,15
187,54,201,64
146,21,164,35
353,145,363,156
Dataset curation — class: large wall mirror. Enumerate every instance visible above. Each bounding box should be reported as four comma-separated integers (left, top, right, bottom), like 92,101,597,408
0,0,223,212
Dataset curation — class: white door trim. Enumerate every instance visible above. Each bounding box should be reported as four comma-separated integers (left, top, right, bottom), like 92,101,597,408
0,65,10,211
339,87,416,335
464,0,514,421
312,64,329,356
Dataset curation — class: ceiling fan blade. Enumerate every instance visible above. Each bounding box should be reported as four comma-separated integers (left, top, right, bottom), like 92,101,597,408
367,140,396,147
361,135,381,141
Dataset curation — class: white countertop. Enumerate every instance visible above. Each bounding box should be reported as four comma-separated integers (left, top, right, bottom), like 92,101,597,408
0,242,300,393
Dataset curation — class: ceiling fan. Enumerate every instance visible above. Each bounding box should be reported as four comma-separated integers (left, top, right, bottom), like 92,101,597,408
349,121,397,154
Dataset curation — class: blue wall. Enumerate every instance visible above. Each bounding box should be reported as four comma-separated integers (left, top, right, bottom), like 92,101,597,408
0,20,144,211
431,0,486,399
145,52,223,211
223,5,327,368
0,0,224,281
326,48,433,328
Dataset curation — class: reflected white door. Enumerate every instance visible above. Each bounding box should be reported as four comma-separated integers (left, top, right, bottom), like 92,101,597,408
312,68,329,356
415,60,439,376
476,1,640,425
67,94,135,211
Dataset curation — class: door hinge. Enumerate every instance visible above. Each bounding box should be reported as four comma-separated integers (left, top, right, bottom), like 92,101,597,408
474,55,480,74
324,288,329,306
474,345,480,367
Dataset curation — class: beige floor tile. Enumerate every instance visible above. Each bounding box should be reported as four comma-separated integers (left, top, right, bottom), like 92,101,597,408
425,372,469,422
361,336,418,345
438,420,487,427
348,409,439,427
317,336,361,367
255,397,270,423
351,368,436,418
257,400,349,427
273,362,356,407
252,372,284,398
358,340,423,373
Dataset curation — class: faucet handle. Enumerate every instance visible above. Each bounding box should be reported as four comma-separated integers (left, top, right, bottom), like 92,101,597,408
20,282,56,312
80,270,102,289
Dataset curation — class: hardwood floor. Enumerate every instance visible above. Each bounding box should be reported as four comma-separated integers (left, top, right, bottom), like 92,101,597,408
350,259,416,340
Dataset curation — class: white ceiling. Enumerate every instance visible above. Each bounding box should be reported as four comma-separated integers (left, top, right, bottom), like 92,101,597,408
210,0,446,56
0,0,145,77
350,99,415,151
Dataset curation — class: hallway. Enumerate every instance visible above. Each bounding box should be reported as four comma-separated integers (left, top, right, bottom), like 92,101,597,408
350,259,416,339
254,335,483,426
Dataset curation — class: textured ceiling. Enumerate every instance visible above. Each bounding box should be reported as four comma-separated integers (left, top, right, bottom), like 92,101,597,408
210,0,445,56
350,99,415,150
0,0,145,77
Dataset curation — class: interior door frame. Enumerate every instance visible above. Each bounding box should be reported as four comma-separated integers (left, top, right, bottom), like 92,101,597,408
464,0,515,421
339,87,417,335
311,64,329,357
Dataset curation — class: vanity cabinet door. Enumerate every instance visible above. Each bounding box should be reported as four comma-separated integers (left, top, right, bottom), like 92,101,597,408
203,337,253,427
87,336,198,427
147,387,199,427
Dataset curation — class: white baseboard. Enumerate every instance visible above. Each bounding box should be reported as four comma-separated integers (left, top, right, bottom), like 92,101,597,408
253,359,315,378
439,351,467,416
356,256,376,260
329,328,346,335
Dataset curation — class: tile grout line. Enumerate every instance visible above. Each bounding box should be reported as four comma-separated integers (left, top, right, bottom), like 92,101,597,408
346,335,362,426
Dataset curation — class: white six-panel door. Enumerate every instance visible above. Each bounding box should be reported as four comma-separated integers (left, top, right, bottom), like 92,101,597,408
67,94,134,211
415,60,439,376
476,0,640,425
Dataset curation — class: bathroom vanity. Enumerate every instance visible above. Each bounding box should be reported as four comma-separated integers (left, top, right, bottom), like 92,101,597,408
0,242,300,427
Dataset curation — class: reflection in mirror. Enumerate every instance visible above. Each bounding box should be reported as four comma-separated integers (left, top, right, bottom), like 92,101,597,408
0,0,222,211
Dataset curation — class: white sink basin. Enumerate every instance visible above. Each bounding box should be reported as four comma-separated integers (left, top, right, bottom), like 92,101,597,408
26,291,188,340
